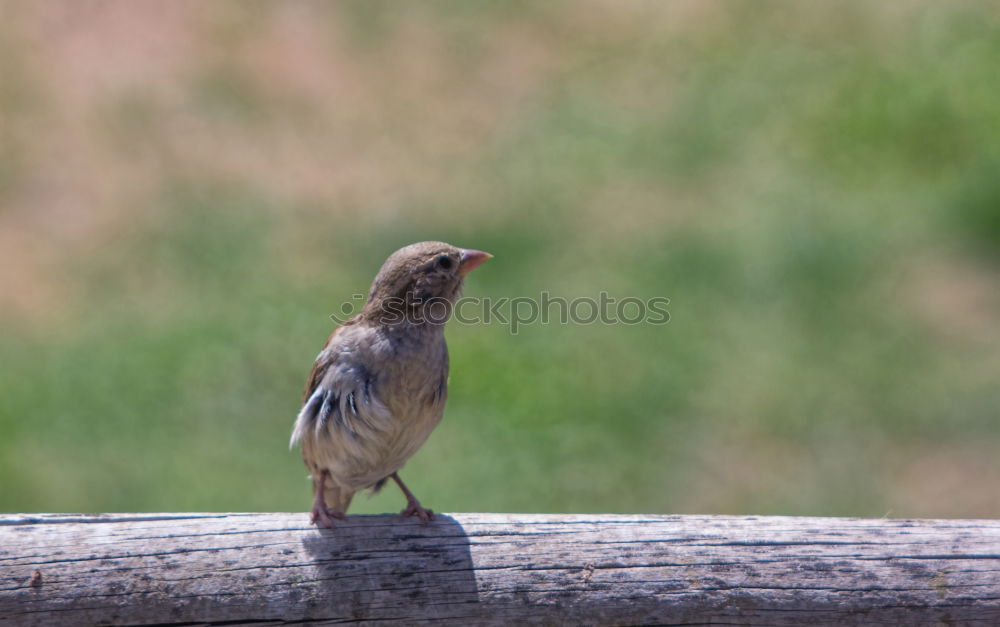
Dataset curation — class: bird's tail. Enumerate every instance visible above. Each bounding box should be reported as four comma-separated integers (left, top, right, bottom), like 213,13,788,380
320,479,355,514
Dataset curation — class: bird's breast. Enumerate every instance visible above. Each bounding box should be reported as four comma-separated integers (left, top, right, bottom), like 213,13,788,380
368,325,449,412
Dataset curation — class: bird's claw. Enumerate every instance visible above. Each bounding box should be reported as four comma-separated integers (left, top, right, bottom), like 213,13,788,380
400,501,434,524
310,505,347,529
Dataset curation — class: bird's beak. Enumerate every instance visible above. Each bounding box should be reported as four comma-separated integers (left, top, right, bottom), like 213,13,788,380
458,249,493,276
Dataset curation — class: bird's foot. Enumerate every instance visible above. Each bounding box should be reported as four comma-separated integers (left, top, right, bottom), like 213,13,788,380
389,472,433,523
310,504,347,529
309,469,348,529
400,499,434,524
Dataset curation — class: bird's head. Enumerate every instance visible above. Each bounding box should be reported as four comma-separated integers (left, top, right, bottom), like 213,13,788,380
363,241,492,325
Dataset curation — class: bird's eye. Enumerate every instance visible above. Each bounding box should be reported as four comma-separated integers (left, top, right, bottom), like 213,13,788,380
437,255,454,270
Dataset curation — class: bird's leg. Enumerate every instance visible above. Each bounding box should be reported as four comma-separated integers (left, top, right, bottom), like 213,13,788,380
391,472,434,523
310,470,347,529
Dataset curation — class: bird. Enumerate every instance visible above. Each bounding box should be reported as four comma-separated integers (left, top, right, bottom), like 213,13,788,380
290,241,492,529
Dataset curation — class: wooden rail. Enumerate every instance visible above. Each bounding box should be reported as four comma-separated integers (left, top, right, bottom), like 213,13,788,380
2,513,999,625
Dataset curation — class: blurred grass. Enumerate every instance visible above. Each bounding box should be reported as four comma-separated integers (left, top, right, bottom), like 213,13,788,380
1,2,999,517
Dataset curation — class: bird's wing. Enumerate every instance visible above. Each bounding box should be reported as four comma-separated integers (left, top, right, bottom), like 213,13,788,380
290,325,394,450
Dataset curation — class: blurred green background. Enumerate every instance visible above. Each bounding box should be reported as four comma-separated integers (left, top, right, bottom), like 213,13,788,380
2,1,999,518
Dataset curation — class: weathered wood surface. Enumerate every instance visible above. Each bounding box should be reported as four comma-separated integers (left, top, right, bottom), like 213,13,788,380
2,513,1000,625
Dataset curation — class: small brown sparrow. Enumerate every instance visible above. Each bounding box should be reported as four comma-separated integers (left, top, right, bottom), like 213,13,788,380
290,241,492,528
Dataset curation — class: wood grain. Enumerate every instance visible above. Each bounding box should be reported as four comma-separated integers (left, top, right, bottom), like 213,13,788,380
2,513,999,625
